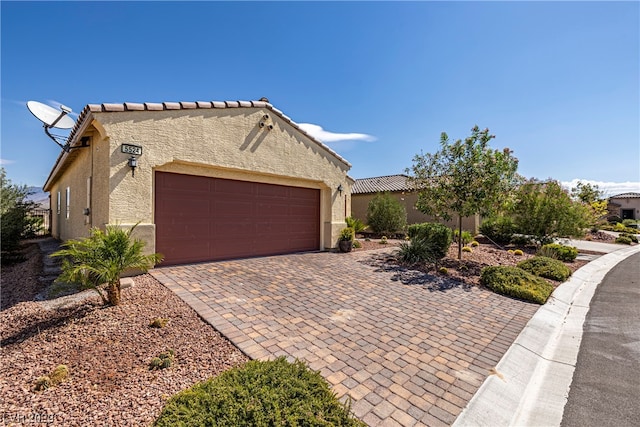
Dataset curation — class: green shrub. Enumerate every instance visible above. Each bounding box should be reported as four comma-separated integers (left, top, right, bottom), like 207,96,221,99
345,217,368,234
462,246,472,253
479,216,517,244
155,357,365,427
366,192,407,234
352,240,362,249
539,244,578,262
620,233,638,243
513,249,523,256
402,223,452,263
614,222,627,232
438,267,448,275
615,236,632,245
379,236,388,244
470,240,479,247
517,256,572,281
480,266,554,304
622,219,637,226
339,227,355,241
453,230,473,245
510,235,533,245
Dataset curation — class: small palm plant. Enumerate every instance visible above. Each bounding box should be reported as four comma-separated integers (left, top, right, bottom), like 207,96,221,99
51,224,163,306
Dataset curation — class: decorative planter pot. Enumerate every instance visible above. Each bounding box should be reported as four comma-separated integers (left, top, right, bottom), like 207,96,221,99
338,240,353,253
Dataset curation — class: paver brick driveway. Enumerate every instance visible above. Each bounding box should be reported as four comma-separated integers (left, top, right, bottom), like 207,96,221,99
151,247,539,426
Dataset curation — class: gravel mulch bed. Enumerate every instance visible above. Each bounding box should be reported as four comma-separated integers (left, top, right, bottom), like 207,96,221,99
0,235,599,425
0,242,248,427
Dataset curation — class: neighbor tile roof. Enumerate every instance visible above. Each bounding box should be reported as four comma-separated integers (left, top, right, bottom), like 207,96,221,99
610,192,640,199
352,174,412,194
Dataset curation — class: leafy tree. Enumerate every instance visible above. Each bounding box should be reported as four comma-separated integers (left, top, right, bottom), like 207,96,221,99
407,126,520,259
511,179,591,245
366,192,407,234
0,167,40,257
52,224,163,305
571,181,607,229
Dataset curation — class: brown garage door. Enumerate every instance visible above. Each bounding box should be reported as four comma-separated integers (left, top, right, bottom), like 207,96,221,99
155,172,320,265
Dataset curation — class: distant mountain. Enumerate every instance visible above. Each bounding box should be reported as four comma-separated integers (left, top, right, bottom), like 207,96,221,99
26,187,49,209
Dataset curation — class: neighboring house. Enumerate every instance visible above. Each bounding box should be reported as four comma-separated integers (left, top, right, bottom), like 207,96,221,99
607,192,640,220
350,174,479,233
43,99,353,265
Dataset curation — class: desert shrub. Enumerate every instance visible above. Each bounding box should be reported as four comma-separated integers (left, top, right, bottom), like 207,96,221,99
539,244,578,262
402,223,452,263
517,256,572,281
620,233,638,243
480,266,554,304
379,236,388,244
453,230,473,245
470,240,479,247
479,216,517,244
510,234,533,245
438,267,448,275
366,192,407,234
513,249,524,256
345,217,368,234
352,240,362,249
462,246,472,253
622,219,637,226
155,357,365,427
615,236,632,245
1,168,41,258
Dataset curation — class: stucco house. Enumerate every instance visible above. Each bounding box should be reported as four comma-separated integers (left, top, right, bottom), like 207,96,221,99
607,192,640,221
350,174,479,233
43,99,353,265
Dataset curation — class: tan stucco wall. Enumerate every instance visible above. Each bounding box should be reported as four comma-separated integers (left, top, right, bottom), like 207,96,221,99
609,197,640,219
352,192,479,233
48,108,352,252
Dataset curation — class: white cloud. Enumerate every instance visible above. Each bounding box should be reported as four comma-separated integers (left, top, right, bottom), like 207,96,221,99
0,159,15,165
561,179,640,197
297,123,376,143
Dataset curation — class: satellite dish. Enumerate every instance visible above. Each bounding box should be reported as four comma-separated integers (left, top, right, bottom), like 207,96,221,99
27,101,75,129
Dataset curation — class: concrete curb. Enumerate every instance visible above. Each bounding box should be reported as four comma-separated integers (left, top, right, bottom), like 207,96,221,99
453,244,640,427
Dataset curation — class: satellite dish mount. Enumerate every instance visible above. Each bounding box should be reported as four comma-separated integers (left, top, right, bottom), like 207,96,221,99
26,101,88,152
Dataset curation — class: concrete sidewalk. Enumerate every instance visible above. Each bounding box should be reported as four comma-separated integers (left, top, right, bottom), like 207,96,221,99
453,243,640,426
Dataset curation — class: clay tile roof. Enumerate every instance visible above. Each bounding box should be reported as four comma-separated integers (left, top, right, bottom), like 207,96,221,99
610,192,640,199
352,174,412,194
45,98,353,190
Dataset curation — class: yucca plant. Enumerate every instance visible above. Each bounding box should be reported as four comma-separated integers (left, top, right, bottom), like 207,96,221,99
51,224,163,306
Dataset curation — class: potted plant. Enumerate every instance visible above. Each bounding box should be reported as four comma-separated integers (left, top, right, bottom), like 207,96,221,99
338,227,355,253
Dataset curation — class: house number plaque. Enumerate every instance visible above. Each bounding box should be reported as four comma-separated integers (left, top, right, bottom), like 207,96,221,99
121,144,142,155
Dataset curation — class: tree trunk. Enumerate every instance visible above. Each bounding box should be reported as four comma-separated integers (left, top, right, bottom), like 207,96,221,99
457,215,463,260
107,281,121,306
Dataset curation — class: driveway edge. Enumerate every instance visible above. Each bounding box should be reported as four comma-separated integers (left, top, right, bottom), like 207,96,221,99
452,244,640,427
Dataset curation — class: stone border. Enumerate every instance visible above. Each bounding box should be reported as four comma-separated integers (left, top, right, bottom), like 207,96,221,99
453,244,640,427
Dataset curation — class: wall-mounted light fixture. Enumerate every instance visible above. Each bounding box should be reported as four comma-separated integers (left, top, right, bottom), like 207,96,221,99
128,156,138,177
338,184,344,194
259,114,274,130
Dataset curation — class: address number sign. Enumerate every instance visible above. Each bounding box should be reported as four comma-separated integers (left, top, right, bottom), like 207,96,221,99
121,144,142,155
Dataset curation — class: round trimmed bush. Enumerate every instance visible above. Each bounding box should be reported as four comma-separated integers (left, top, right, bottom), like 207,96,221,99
615,236,632,245
155,357,365,427
517,256,572,282
480,266,554,304
539,243,578,262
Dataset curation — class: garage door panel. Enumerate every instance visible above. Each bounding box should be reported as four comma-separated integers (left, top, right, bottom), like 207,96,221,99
156,172,320,265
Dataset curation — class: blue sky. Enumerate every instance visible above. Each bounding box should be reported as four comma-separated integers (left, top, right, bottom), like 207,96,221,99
2,1,639,196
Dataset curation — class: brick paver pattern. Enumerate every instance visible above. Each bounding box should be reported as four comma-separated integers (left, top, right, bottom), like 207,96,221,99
151,248,539,427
